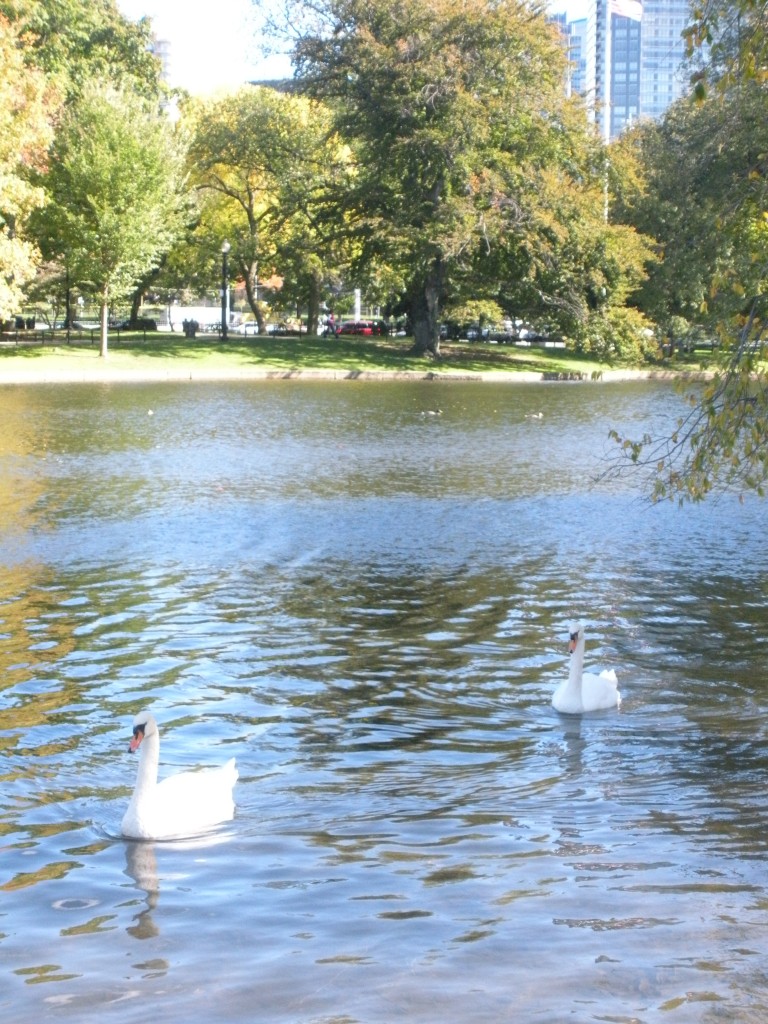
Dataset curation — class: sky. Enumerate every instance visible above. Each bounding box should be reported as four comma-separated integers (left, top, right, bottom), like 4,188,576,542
116,0,290,93
556,1,588,18
117,0,588,96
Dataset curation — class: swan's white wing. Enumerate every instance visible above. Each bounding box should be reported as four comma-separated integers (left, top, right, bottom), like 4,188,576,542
156,758,238,798
582,671,621,710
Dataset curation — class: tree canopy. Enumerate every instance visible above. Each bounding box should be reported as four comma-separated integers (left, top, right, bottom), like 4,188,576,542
4,0,657,364
0,0,164,101
0,0,170,326
36,84,189,356
284,0,652,356
608,0,768,501
184,86,351,334
0,13,54,320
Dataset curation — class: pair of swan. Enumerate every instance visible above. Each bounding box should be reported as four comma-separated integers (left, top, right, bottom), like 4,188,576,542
120,622,615,838
551,621,620,714
121,711,238,841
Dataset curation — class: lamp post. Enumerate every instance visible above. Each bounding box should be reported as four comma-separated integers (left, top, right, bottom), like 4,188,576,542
220,240,231,340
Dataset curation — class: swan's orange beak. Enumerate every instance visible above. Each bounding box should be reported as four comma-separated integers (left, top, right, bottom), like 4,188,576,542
568,632,579,654
128,721,146,753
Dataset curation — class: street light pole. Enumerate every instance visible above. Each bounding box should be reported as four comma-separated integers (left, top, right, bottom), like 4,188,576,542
221,240,231,340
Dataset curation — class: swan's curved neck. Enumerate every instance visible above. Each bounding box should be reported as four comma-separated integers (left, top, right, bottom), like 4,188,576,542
566,634,585,697
132,729,160,802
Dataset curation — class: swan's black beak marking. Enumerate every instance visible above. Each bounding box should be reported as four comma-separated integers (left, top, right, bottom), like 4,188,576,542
568,631,579,654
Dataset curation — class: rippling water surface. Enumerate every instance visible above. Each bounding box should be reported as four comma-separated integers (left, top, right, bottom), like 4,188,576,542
0,379,767,1023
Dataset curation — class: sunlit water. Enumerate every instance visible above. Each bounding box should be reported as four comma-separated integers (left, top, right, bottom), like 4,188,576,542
0,379,766,1023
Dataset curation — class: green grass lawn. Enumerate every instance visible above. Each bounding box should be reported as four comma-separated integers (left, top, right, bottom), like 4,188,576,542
0,327,717,379
0,330,606,375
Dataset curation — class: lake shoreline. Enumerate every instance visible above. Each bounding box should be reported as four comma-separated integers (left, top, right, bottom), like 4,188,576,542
0,359,709,386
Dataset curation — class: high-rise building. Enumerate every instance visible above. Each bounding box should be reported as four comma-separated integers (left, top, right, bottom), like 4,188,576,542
562,17,588,97
639,0,690,123
151,37,172,85
564,1,690,140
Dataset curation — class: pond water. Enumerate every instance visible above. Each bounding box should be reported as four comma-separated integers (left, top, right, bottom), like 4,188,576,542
0,378,766,1024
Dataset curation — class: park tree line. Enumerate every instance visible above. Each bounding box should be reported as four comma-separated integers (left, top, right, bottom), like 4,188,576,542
1,0,655,361
0,0,766,498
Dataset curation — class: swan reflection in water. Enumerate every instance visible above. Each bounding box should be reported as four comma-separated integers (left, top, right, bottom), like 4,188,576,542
558,713,588,778
124,840,161,941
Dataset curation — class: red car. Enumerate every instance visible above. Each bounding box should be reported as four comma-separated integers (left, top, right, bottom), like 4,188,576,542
337,319,389,336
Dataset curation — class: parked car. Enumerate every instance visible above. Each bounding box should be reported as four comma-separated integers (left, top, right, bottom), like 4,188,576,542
338,319,389,336
338,321,368,335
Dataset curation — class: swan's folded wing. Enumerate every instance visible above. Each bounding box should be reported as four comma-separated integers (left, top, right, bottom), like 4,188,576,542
152,760,238,831
156,760,237,798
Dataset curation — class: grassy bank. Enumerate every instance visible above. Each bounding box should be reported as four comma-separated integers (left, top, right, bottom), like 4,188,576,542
0,329,712,383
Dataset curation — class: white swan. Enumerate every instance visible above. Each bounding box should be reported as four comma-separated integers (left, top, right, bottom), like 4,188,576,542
121,711,238,840
551,621,620,714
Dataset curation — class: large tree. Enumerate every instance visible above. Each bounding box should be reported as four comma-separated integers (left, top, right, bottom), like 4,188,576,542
2,0,168,325
36,84,189,356
0,13,53,321
186,86,351,334
0,0,163,101
284,0,627,357
468,144,657,362
608,0,768,501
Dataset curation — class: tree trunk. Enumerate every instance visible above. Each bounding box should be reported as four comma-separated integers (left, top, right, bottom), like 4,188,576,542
65,272,73,331
306,269,322,336
128,287,142,325
99,299,109,358
242,259,267,333
409,257,443,358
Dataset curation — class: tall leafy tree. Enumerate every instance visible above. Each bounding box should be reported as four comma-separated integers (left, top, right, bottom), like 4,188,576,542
285,0,629,357
470,144,656,362
0,13,54,320
36,84,189,356
2,0,168,324
0,0,163,101
186,86,350,334
613,89,765,346
608,0,768,500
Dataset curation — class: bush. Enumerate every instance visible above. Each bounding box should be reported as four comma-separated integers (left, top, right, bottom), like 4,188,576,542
578,306,660,363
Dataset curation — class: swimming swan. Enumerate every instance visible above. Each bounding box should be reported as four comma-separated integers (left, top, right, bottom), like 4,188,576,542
121,711,238,840
551,622,620,714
